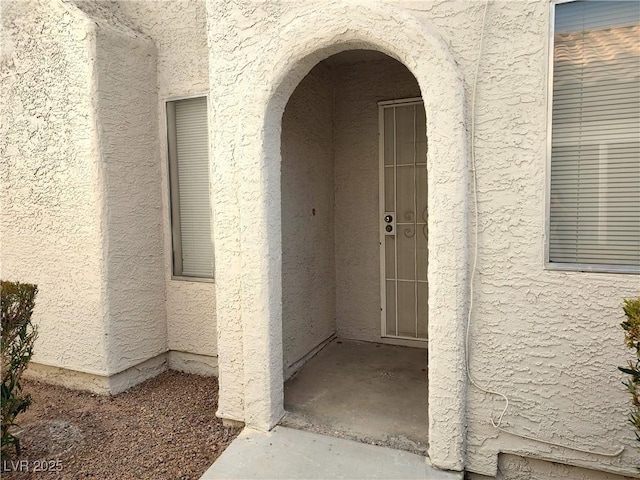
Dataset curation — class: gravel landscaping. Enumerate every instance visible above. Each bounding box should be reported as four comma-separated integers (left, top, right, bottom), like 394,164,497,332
2,370,241,480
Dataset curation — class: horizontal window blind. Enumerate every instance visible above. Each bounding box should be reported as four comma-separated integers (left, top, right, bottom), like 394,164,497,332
168,97,214,278
549,1,640,267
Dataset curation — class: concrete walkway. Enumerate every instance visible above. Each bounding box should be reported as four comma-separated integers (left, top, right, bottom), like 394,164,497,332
200,426,462,480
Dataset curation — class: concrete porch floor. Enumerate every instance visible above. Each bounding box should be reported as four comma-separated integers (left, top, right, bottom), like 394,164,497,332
282,339,429,454
200,426,461,480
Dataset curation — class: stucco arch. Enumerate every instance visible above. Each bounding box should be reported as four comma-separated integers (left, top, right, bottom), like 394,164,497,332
213,1,469,472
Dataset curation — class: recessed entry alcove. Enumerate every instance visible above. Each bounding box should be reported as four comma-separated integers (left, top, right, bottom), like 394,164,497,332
279,49,429,453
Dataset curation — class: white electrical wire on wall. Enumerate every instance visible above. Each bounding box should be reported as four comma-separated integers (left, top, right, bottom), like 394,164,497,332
464,0,623,458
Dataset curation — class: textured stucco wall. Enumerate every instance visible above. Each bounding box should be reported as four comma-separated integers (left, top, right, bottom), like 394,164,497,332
89,8,167,374
5,0,637,476
495,454,634,480
108,0,217,364
470,454,635,479
0,0,108,374
332,56,421,344
281,63,336,378
390,1,639,476
111,0,209,98
1,0,189,385
207,0,469,470
207,0,638,476
281,55,425,373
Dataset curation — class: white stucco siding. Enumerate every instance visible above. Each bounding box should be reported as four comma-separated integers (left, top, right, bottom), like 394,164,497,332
207,0,469,467
332,57,421,345
208,0,638,476
281,63,336,378
0,0,108,374
92,21,167,374
112,0,209,99
165,282,217,359
109,0,217,363
6,0,635,476
396,0,640,476
495,454,634,480
206,0,256,423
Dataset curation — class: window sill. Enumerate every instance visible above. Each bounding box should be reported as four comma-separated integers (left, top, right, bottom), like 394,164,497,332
170,275,215,284
545,262,640,275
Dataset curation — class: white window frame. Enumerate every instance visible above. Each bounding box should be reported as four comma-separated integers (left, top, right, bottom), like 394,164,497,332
544,0,640,275
165,93,215,282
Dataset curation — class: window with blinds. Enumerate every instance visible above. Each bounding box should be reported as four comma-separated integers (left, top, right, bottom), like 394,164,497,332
167,96,214,278
549,0,640,270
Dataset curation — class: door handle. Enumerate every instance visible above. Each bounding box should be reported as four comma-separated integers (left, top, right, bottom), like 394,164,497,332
383,212,395,235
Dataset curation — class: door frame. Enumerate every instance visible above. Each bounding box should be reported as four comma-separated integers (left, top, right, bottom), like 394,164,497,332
378,97,428,343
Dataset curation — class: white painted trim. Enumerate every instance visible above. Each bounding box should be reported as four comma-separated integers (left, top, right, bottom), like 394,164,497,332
388,163,427,168
164,92,210,102
340,335,428,349
25,354,169,395
543,0,555,271
170,275,216,283
393,107,399,337
379,103,387,340
166,100,183,276
167,350,219,376
378,97,423,106
381,334,429,343
285,333,337,381
545,262,640,275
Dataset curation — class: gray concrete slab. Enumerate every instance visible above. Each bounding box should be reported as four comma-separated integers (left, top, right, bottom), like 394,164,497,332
200,426,461,480
282,339,428,454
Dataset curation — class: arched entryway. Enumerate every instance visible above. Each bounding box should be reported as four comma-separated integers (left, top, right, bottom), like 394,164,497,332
280,50,430,454
211,2,469,471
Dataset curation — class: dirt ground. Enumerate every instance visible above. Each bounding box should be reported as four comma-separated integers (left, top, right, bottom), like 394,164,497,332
2,370,242,480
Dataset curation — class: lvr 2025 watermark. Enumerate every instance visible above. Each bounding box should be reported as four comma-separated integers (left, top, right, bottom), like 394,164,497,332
2,459,63,473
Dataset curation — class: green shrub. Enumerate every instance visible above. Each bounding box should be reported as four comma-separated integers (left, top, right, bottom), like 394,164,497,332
620,297,640,446
1,281,38,459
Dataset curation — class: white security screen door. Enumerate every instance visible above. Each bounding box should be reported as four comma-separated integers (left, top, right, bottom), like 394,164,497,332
379,99,428,340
